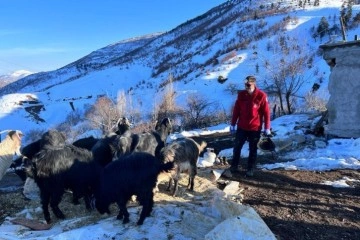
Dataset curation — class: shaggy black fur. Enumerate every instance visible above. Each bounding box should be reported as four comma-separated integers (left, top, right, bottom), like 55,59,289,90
21,139,42,159
91,134,119,166
92,118,172,167
94,152,174,225
114,117,131,135
72,136,99,151
90,117,134,166
116,117,172,158
29,130,101,223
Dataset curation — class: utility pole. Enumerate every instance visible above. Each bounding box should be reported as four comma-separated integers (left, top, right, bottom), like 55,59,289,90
339,17,347,41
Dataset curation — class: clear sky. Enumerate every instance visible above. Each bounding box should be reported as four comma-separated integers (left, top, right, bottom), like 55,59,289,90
0,0,225,75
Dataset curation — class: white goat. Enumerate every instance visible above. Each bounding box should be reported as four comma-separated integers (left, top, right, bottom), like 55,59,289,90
0,130,23,181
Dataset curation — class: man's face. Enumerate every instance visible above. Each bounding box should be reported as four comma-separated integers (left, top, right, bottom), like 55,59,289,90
244,79,256,91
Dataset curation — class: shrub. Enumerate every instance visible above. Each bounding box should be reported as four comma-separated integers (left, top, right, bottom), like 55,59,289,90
181,93,227,129
85,96,120,135
304,91,328,112
225,83,240,95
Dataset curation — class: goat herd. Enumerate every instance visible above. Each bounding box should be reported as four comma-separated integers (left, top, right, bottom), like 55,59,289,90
0,117,207,226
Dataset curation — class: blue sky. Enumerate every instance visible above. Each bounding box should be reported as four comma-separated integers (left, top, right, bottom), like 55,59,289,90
0,0,224,75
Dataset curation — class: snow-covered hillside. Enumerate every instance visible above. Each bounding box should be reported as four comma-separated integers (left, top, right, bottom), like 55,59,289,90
0,70,32,88
0,0,359,136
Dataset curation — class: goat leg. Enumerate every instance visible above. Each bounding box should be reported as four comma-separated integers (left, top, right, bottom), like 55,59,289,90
122,207,130,224
138,192,154,218
137,193,154,225
50,190,65,220
188,168,197,191
51,206,65,220
117,201,129,224
116,209,124,220
84,188,93,210
83,195,91,210
187,177,191,188
172,179,179,197
50,201,65,220
166,178,173,192
188,176,195,191
40,192,52,224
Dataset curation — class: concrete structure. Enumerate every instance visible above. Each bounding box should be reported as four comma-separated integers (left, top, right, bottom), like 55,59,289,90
319,39,360,138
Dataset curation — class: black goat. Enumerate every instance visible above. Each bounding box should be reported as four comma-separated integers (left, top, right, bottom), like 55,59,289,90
159,138,207,196
92,118,172,167
91,134,119,166
72,136,99,151
114,117,131,135
116,117,172,158
90,117,132,166
11,135,98,184
27,129,101,223
94,152,174,225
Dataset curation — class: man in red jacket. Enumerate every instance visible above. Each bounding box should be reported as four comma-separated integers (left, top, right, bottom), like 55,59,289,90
229,75,271,177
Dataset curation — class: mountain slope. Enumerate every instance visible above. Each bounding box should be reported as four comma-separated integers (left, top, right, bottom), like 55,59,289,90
0,70,32,88
0,0,357,134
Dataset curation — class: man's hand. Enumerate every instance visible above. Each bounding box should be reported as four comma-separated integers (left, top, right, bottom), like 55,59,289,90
265,129,272,136
230,125,236,135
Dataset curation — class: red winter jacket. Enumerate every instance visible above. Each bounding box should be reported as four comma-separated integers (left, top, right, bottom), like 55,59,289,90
231,87,270,131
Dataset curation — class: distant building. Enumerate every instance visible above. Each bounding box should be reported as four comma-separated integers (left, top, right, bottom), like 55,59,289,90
319,37,360,138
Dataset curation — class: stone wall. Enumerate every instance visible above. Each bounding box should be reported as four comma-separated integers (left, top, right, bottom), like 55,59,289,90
320,41,360,138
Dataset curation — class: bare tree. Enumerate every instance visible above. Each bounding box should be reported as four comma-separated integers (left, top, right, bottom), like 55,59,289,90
116,90,127,117
317,16,330,40
116,90,142,124
154,71,182,122
183,93,223,129
56,109,86,141
263,36,313,114
85,96,120,135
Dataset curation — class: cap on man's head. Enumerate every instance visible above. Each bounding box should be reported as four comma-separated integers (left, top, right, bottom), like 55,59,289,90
245,75,256,82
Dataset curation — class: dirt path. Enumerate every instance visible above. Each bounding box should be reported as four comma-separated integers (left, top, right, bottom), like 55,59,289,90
193,132,360,239
222,168,360,240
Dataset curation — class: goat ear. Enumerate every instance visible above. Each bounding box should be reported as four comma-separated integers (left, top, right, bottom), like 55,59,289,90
16,131,24,140
168,118,172,127
8,130,16,140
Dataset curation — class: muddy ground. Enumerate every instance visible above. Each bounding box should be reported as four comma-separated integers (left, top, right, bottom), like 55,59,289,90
225,164,360,240
1,163,359,240
0,132,359,240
